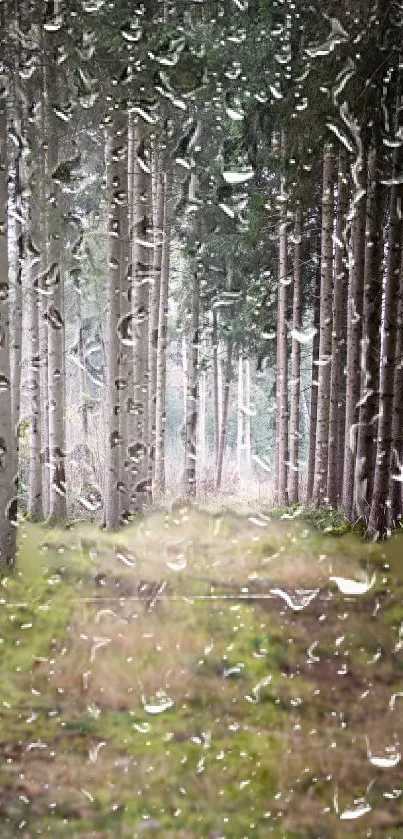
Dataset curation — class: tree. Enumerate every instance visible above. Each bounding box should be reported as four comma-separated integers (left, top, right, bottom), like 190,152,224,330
313,145,334,505
0,84,17,564
341,151,367,519
288,205,302,504
130,118,152,511
327,151,348,506
103,114,125,529
154,189,170,496
355,146,383,520
184,267,200,497
368,148,403,538
215,336,233,492
275,134,289,505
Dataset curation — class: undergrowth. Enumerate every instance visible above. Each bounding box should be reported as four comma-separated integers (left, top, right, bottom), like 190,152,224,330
0,512,402,837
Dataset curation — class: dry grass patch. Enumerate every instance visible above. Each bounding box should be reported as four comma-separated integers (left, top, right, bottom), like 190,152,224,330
40,599,216,711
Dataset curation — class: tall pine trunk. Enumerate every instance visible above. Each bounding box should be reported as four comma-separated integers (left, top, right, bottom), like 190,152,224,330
327,151,348,505
212,308,220,468
148,149,164,492
313,146,334,504
184,270,200,497
131,119,151,510
103,116,124,529
389,250,403,527
154,188,170,496
237,350,244,483
276,134,289,504
46,92,67,521
117,129,130,520
0,89,17,564
10,67,24,471
215,338,233,492
288,205,302,503
342,151,367,519
26,109,42,518
355,146,383,520
38,64,50,515
244,358,252,477
368,148,403,537
306,246,321,500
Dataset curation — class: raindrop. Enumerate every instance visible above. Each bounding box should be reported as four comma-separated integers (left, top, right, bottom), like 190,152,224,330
270,588,319,611
366,738,401,768
222,170,254,184
329,573,376,596
142,694,174,714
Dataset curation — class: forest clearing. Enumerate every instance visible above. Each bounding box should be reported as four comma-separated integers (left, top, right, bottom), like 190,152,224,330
1,507,403,838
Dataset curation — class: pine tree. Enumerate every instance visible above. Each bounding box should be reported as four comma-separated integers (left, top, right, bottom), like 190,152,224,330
0,84,17,564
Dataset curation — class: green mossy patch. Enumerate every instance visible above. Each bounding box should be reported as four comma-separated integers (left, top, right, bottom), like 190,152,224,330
1,512,403,837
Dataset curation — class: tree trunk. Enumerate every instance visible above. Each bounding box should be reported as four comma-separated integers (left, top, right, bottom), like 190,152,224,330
118,130,130,520
131,119,152,511
182,332,187,429
276,134,289,504
38,66,49,515
327,151,348,505
313,146,334,505
154,184,170,497
46,90,67,521
10,74,24,473
147,149,164,492
0,92,17,564
103,116,125,529
389,249,403,528
77,301,89,442
184,270,200,497
341,151,367,519
198,369,206,486
355,146,383,520
215,338,233,492
306,243,321,500
237,350,244,483
368,148,403,537
288,205,302,504
212,308,220,468
244,358,252,477
26,108,42,519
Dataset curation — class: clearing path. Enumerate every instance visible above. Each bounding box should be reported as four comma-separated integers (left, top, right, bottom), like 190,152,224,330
1,508,403,837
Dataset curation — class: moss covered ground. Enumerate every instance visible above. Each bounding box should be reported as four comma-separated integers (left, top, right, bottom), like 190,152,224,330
1,506,403,837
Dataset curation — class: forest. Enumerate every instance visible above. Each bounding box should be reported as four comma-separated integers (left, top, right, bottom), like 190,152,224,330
0,0,402,556
0,1,403,837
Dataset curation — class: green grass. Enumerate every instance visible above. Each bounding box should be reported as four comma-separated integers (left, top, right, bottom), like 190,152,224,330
1,511,403,837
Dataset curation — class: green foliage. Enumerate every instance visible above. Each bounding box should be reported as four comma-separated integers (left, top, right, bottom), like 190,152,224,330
271,503,352,536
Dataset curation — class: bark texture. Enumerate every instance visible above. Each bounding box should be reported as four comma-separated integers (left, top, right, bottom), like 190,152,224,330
131,119,151,511
215,338,233,492
276,136,289,504
184,270,200,497
355,147,383,520
342,152,367,519
368,148,403,537
327,152,348,505
103,117,124,529
288,205,302,503
154,187,170,496
306,246,321,500
313,146,334,504
0,94,17,564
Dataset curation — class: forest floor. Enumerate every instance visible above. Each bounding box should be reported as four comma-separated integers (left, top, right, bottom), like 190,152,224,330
1,506,403,838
